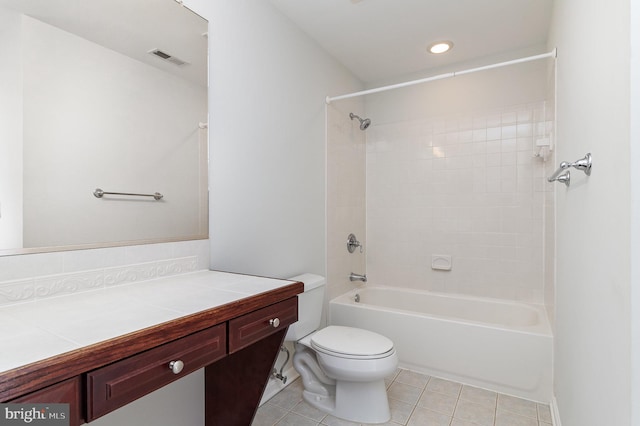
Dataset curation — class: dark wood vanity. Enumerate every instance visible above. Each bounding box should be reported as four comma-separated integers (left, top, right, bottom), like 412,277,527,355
0,278,302,426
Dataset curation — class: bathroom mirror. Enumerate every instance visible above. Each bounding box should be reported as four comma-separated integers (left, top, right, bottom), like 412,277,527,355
0,0,209,255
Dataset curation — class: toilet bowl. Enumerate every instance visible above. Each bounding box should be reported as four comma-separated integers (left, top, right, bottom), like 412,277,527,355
286,274,398,424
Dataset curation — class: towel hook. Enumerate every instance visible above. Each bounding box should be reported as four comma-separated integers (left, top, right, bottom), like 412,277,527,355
552,170,571,187
547,153,591,186
567,153,592,176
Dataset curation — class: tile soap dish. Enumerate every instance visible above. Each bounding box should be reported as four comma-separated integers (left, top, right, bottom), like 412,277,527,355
432,255,452,271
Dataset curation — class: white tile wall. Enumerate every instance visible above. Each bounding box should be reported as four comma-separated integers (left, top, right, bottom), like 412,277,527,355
542,84,556,330
366,103,553,303
326,101,367,302
0,239,210,307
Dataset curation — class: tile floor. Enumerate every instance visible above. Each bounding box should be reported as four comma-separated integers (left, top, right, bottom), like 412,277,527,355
252,369,553,426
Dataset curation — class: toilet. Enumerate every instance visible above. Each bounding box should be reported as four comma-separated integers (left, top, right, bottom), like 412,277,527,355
286,274,398,424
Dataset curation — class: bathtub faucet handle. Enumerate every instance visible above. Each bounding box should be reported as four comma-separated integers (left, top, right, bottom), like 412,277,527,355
347,233,363,253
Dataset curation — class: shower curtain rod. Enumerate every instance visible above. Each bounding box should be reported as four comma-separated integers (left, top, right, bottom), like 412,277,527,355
325,48,557,104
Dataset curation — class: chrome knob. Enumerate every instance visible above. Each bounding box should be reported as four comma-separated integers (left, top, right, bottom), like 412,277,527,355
269,318,280,328
169,360,184,374
347,233,363,253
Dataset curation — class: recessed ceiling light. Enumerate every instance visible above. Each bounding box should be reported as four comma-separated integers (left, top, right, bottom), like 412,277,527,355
428,41,453,54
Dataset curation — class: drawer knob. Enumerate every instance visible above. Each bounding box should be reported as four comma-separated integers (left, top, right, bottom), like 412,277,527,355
169,360,184,374
269,318,280,328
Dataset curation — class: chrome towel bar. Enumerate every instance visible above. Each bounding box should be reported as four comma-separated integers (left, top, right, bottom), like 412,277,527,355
547,153,592,187
93,188,164,200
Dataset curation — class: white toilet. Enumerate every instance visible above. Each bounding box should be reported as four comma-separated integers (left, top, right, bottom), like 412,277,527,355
286,274,398,424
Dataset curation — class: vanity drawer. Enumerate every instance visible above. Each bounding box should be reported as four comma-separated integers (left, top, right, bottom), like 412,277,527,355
86,323,226,421
228,297,297,354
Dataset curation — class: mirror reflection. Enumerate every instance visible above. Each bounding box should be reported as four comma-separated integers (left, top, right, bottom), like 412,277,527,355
0,0,209,255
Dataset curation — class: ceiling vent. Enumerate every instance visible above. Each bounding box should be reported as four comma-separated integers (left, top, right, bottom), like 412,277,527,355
148,48,189,66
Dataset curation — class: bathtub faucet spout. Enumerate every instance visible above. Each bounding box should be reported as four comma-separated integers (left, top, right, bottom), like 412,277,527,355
349,272,367,282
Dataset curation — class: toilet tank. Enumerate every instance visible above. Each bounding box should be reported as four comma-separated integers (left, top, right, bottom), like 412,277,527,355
285,273,326,341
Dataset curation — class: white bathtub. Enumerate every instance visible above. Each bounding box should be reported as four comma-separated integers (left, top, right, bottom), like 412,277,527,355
329,286,553,402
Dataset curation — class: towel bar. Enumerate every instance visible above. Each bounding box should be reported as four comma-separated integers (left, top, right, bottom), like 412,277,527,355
93,188,163,200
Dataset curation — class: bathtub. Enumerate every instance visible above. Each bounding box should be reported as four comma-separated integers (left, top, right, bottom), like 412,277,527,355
329,286,552,402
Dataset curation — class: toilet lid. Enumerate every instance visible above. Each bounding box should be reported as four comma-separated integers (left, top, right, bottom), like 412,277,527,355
310,326,394,357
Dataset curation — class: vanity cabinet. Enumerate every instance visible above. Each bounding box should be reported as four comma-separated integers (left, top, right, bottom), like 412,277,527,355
206,297,298,425
9,377,83,426
0,274,303,426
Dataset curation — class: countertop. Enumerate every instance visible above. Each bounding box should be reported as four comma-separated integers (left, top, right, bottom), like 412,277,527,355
0,270,299,377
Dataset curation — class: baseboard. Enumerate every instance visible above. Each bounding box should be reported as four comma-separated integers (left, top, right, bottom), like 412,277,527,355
259,366,300,406
550,395,562,426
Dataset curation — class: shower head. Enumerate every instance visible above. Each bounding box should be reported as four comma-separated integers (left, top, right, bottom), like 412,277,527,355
349,112,371,130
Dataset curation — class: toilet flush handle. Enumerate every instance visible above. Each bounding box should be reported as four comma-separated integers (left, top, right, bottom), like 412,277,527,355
269,318,280,328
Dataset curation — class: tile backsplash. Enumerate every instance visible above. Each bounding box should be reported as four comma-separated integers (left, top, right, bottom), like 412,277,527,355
0,239,209,307
366,102,553,303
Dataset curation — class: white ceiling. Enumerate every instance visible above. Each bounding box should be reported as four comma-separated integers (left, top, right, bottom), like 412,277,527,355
0,0,208,86
270,0,554,83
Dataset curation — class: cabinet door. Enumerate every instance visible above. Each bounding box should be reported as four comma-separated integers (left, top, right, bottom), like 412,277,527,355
11,377,83,426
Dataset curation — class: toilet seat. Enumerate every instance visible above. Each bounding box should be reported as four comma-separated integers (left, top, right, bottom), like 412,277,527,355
310,326,395,360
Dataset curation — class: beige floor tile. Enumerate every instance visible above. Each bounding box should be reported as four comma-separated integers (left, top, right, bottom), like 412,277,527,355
362,421,401,426
268,385,304,410
263,369,550,426
388,397,415,425
495,410,538,426
387,381,423,405
426,377,463,397
417,390,457,416
292,400,328,422
252,402,288,426
459,385,497,408
287,379,304,393
320,415,361,426
537,403,552,423
276,412,319,426
450,419,480,426
453,399,495,426
395,369,430,389
497,394,538,419
407,407,451,426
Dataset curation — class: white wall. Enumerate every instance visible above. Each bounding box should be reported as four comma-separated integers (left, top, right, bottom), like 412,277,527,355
363,61,551,303
192,0,361,280
0,7,23,249
548,0,631,424
631,0,640,423
67,0,362,424
21,16,207,248
0,0,362,423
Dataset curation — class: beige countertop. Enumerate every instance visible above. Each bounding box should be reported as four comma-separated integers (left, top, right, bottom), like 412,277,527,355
0,270,296,374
